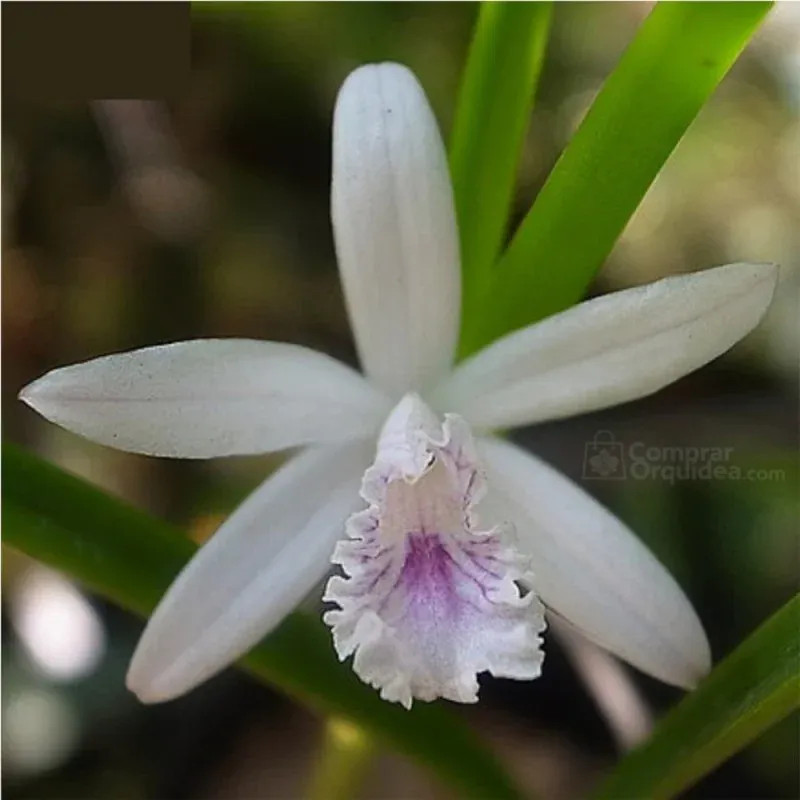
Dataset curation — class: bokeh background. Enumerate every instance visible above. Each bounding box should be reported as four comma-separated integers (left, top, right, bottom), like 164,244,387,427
3,3,798,798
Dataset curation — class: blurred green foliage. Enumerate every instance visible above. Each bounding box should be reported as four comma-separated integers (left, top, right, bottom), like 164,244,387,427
459,2,774,355
449,2,552,311
596,594,799,798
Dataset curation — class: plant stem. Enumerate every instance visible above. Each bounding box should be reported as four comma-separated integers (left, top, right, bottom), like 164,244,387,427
307,717,376,800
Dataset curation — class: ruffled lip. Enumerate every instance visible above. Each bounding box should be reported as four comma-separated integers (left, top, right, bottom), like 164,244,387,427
323,394,546,709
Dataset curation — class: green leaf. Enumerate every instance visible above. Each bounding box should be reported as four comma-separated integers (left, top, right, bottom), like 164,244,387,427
460,1,772,356
2,443,523,800
449,1,552,316
595,594,800,800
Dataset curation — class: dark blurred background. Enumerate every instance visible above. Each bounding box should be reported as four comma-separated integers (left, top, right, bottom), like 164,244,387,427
3,3,798,798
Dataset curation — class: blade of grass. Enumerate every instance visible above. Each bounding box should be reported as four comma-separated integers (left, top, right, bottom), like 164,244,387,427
595,594,800,799
460,1,772,356
450,1,552,315
2,443,524,800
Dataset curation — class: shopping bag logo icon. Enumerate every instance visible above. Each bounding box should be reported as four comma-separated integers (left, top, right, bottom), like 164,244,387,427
583,431,626,479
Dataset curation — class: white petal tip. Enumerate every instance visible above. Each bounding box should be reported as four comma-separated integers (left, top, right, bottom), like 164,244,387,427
736,260,779,278
709,261,780,323
722,260,779,296
675,639,712,691
672,610,713,690
18,379,41,408
634,607,712,691
18,376,64,422
125,668,171,705
125,656,195,705
342,61,415,84
673,672,701,692
338,64,424,114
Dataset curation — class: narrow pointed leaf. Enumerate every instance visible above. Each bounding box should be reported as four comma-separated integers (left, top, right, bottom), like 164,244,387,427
595,594,800,800
2,443,523,800
461,1,773,356
449,1,552,309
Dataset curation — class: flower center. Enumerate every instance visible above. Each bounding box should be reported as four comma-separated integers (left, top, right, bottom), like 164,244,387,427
323,393,546,708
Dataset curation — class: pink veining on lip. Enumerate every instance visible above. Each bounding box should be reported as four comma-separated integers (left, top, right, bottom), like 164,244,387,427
323,394,546,709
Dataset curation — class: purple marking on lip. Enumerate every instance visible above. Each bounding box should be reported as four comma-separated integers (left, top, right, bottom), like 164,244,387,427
379,531,485,618
323,400,546,708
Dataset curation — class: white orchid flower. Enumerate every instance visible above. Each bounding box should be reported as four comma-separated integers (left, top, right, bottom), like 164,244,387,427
20,63,777,710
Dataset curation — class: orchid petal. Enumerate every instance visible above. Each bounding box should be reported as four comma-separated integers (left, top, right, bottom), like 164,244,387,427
324,395,545,708
20,339,389,458
479,437,711,689
332,63,461,397
127,441,370,703
432,263,778,430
